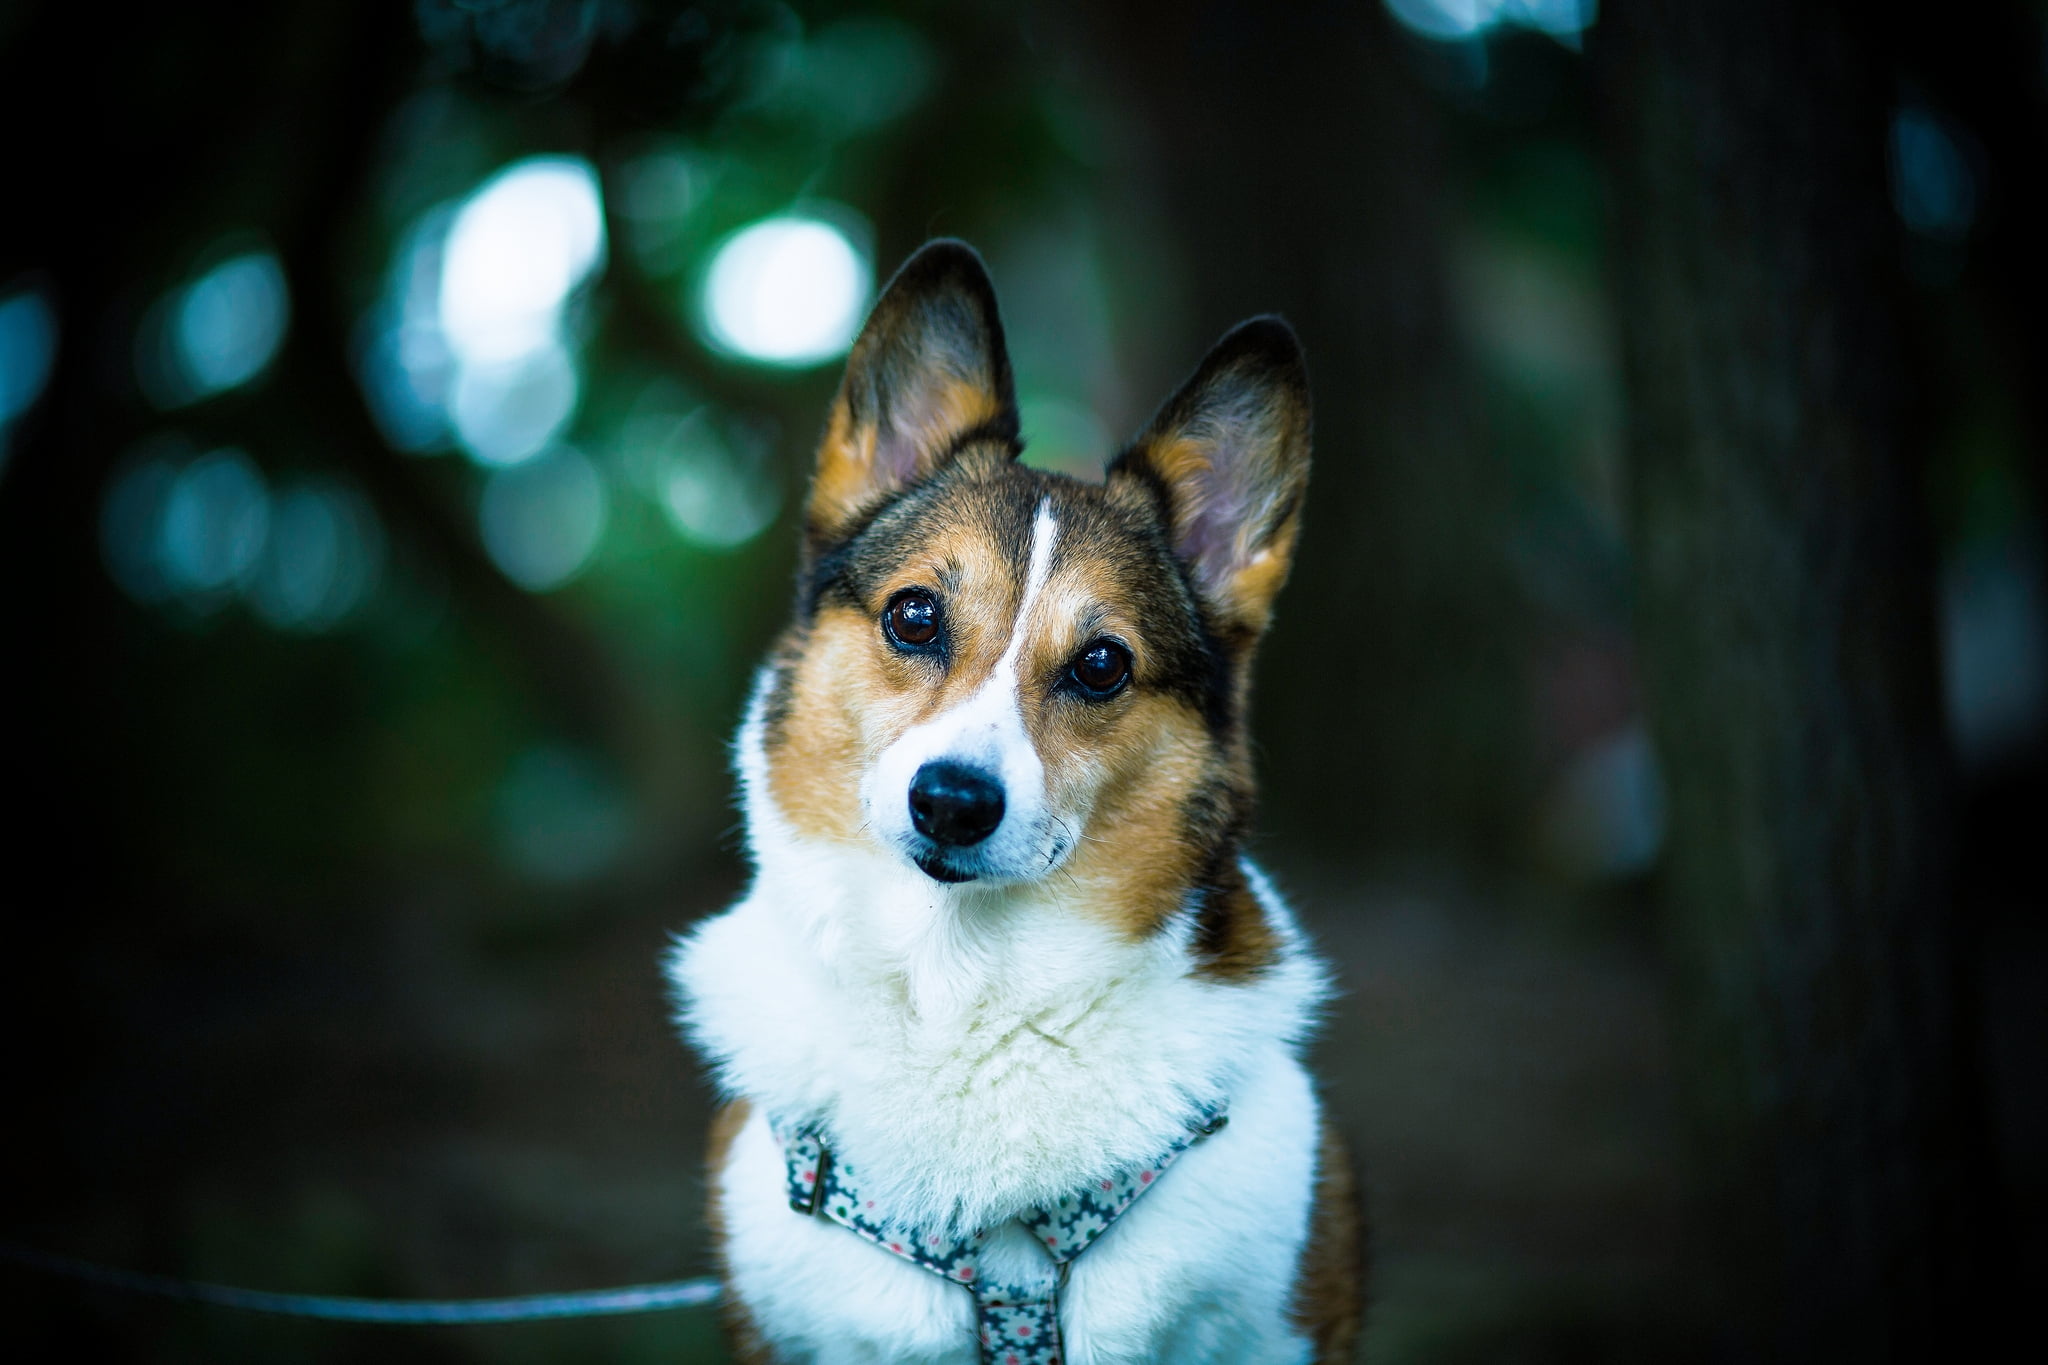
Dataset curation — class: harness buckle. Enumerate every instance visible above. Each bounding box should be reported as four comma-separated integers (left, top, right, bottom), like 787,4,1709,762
790,1145,830,1215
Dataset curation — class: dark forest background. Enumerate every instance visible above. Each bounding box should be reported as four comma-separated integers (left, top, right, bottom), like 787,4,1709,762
2,1,2043,1360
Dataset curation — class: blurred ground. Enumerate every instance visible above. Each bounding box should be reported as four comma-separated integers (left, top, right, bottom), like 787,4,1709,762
7,854,1705,1363
1302,870,1702,1364
12,841,2043,1362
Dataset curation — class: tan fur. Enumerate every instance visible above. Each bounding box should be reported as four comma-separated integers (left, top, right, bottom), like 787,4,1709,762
1294,1118,1366,1361
762,617,871,843
1137,430,1301,628
809,378,1009,541
769,453,1280,968
1137,428,1306,633
769,455,1048,846
1044,699,1219,938
704,1099,782,1364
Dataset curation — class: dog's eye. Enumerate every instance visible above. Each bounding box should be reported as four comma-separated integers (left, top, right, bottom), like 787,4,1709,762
884,591,942,650
1069,640,1132,697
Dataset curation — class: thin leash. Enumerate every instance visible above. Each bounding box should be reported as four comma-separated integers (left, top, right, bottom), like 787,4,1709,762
0,1240,720,1325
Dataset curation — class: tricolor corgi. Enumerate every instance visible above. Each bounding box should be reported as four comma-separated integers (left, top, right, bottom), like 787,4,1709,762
668,240,1361,1364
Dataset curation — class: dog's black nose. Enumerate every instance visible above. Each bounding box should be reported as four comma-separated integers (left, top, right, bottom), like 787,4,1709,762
908,762,1005,848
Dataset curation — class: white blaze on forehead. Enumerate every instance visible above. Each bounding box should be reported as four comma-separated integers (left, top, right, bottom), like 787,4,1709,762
942,497,1057,746
864,498,1064,881
997,500,1060,680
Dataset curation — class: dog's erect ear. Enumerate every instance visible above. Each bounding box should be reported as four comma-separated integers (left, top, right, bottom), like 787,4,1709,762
806,240,1018,541
1109,317,1311,637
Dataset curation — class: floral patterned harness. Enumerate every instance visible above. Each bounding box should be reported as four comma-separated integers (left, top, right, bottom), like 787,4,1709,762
773,1104,1229,1365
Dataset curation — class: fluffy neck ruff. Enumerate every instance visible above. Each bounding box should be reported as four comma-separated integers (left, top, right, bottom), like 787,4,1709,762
669,671,1326,1233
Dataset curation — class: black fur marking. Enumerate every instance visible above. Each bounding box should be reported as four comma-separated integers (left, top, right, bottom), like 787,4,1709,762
938,415,1023,463
1047,472,1236,742
1180,773,1266,973
1103,442,1175,517
1181,771,1241,851
1191,886,1240,966
1089,466,1239,739
801,489,911,619
1130,315,1308,449
802,535,866,620
1191,605,1241,739
873,240,1019,413
1152,587,1232,735
1211,314,1309,380
846,241,1019,465
1104,316,1309,688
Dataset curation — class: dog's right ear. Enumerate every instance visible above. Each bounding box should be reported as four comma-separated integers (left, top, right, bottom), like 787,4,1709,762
805,240,1018,544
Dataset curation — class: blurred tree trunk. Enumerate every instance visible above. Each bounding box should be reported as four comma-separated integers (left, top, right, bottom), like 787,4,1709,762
1598,2,2004,1355
1067,0,1523,863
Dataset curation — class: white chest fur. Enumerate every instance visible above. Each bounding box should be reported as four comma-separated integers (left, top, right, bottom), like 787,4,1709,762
666,686,1330,1362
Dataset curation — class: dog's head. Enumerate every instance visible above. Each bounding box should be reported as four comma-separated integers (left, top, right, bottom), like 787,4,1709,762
754,241,1309,937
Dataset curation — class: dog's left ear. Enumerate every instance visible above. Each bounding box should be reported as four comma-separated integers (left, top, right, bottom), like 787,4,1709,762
1110,317,1311,638
806,240,1019,543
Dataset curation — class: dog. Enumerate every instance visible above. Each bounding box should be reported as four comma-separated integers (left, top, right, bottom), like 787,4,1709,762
668,240,1360,1364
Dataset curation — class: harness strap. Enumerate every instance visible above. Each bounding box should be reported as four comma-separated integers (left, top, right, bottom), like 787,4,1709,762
775,1105,1228,1365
